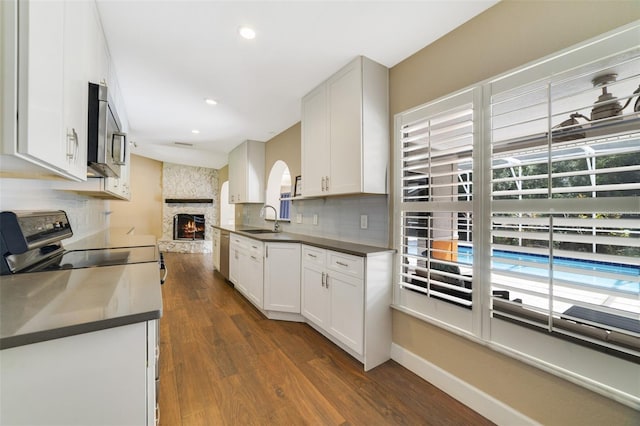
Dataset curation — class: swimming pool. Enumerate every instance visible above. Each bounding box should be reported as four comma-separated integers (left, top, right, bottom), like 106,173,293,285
457,246,639,294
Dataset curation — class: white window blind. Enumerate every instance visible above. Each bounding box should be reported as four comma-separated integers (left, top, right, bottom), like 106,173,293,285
489,47,640,356
397,90,476,312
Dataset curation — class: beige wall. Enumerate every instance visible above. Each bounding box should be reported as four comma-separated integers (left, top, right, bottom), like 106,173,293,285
389,1,640,424
265,122,301,182
110,154,163,238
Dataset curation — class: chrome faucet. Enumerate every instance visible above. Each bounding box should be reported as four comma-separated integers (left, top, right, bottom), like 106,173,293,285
260,204,280,233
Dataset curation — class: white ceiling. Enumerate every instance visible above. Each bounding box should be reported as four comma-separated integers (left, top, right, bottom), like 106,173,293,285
96,0,498,169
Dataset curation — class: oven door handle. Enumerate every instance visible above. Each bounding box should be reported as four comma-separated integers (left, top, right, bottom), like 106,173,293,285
159,253,168,285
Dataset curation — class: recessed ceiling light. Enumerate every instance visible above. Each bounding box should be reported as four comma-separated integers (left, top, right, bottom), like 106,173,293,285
205,98,217,106
239,26,256,40
191,129,200,134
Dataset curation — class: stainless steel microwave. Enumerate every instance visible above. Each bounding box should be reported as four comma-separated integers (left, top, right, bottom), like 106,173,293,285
87,82,126,178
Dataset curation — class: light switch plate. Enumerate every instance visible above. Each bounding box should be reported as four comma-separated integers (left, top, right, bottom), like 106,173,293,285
313,213,318,225
360,214,368,229
296,213,303,224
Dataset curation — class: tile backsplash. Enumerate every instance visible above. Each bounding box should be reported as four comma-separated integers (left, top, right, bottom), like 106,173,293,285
0,178,110,242
242,194,389,247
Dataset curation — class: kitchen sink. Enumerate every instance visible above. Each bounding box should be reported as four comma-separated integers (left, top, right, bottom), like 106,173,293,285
242,229,277,234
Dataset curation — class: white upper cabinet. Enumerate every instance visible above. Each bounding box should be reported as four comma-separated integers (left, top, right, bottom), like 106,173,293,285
15,1,67,175
228,140,265,204
1,0,91,181
300,84,329,196
62,0,92,180
301,56,389,197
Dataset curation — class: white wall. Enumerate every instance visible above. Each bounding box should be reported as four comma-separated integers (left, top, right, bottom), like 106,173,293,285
0,178,109,242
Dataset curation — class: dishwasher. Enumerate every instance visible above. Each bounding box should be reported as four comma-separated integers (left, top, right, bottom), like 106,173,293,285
219,230,230,283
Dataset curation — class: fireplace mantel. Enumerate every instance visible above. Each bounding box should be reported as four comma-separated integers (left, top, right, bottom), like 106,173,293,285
165,198,213,204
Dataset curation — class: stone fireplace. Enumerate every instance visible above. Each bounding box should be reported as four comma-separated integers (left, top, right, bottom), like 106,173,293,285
158,163,218,253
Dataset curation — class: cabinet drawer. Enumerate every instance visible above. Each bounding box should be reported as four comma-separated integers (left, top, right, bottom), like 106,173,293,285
248,240,263,258
327,251,363,280
231,233,248,248
302,245,325,266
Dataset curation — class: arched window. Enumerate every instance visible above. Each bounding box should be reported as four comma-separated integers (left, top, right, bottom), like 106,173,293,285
220,181,235,225
265,160,291,220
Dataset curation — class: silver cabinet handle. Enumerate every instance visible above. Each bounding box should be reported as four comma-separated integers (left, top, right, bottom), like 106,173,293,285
321,176,326,191
336,261,349,268
321,272,325,287
251,255,257,260
308,253,317,258
326,273,329,288
265,246,268,258
325,176,330,191
66,128,78,159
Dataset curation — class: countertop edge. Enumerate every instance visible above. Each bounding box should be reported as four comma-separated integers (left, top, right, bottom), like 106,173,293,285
213,225,395,257
0,309,161,350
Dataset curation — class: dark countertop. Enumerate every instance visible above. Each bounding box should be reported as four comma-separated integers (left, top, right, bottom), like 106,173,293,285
65,228,158,251
0,262,162,349
214,225,393,257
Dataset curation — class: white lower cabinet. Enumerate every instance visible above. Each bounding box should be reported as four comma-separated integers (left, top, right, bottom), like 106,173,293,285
302,246,364,354
229,235,392,370
301,244,392,371
0,321,158,426
230,234,263,309
264,243,301,314
328,269,364,354
229,233,246,292
246,239,264,308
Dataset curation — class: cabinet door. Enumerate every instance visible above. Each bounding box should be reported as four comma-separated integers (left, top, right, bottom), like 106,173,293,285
246,253,263,308
327,271,364,354
0,322,148,425
245,141,265,203
301,84,329,197
213,229,221,271
62,0,90,180
104,146,131,199
17,0,66,171
228,145,245,203
229,235,242,286
328,59,362,195
301,261,328,327
87,2,109,85
264,243,301,313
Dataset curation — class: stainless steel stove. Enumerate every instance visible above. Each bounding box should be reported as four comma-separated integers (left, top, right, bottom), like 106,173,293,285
0,211,160,275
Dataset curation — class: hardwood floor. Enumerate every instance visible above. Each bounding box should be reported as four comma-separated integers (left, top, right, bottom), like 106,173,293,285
159,252,493,426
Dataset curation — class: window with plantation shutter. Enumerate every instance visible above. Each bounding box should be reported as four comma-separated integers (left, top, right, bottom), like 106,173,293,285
488,37,640,358
395,88,478,331
393,22,640,406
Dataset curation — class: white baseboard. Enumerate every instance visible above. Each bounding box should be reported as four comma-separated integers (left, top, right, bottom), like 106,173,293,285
390,343,539,426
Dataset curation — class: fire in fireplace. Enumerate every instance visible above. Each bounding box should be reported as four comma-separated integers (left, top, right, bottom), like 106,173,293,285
173,214,205,240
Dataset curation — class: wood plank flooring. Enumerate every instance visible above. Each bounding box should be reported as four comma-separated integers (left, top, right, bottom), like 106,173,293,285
159,252,494,426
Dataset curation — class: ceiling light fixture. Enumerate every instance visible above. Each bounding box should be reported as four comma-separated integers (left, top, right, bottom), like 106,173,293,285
191,129,200,134
239,26,256,40
205,98,217,106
